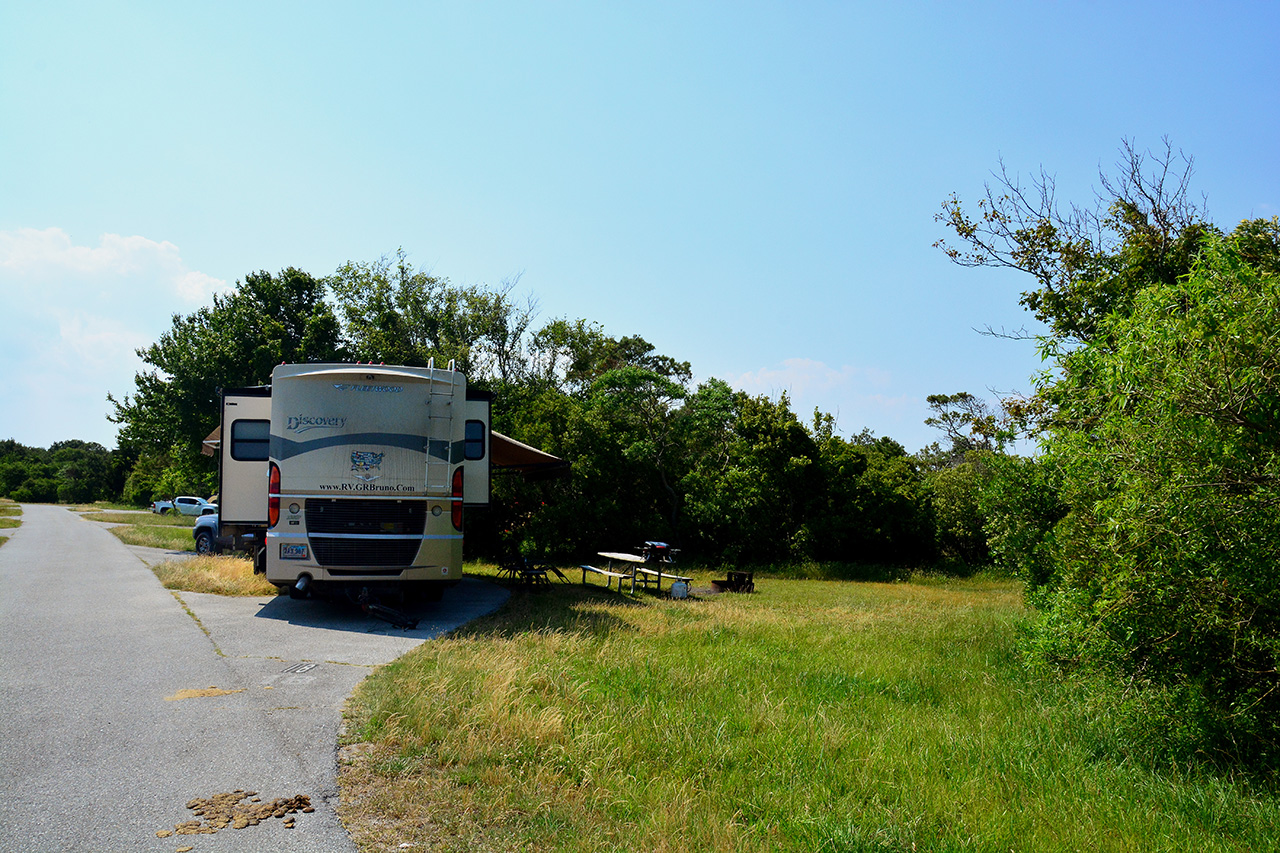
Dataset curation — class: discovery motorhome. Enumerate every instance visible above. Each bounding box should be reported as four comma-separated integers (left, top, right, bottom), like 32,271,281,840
218,362,492,601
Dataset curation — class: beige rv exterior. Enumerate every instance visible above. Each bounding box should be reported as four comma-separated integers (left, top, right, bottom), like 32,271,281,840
220,362,491,598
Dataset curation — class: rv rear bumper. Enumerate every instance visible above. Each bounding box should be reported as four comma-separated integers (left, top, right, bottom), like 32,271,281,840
264,531,460,585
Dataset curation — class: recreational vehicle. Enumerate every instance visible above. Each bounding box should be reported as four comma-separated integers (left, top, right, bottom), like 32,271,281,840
218,362,492,601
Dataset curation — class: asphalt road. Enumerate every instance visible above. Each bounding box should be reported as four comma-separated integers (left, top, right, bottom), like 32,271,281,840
0,504,509,852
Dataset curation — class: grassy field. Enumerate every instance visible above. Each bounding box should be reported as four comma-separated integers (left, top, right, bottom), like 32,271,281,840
338,570,1280,853
70,500,147,512
85,510,199,551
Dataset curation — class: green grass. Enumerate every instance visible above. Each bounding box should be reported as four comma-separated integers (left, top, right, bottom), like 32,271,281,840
71,500,145,512
85,510,198,551
0,500,19,537
338,572,1280,853
107,524,196,551
82,510,196,527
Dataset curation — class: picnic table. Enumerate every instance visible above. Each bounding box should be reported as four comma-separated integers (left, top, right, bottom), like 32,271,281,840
584,551,692,595
499,560,570,588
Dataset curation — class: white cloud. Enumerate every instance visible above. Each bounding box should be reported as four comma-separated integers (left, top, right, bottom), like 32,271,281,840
0,227,230,448
732,357,890,398
1,228,175,275
725,357,913,440
0,227,228,305
174,269,226,302
55,314,152,364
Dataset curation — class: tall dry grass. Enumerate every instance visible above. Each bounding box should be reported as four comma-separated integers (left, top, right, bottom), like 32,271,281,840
150,555,278,596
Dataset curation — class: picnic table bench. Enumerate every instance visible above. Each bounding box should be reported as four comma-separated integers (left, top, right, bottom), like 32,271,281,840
580,564,631,590
635,565,693,589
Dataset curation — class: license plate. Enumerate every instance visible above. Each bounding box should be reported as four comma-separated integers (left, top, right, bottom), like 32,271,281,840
280,543,309,560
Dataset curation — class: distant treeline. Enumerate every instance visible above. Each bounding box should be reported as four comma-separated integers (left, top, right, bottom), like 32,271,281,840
0,439,128,504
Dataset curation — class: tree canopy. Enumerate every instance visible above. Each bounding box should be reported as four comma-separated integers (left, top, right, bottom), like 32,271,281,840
939,139,1280,767
107,267,344,497
105,254,945,572
935,138,1217,343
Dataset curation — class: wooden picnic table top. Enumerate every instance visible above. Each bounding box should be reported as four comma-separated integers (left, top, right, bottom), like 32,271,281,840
582,563,629,577
636,565,691,579
597,551,646,563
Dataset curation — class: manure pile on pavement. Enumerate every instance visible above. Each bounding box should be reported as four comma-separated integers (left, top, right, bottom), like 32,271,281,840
156,790,313,838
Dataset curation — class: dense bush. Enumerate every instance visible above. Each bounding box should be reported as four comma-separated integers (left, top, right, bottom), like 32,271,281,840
977,453,1065,601
1029,235,1280,764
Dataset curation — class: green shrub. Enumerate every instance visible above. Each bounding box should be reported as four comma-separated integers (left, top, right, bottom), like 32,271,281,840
11,478,58,503
1027,233,1280,767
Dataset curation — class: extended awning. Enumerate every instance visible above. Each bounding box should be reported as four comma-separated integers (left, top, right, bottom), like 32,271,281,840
491,431,571,479
201,426,221,457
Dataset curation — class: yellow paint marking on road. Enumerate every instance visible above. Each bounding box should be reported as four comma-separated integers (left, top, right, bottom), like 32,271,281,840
165,686,247,701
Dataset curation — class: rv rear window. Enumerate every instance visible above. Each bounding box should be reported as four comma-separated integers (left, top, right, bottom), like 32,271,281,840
230,419,270,461
464,420,486,460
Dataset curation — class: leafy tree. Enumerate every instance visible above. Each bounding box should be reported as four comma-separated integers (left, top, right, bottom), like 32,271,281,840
928,451,992,569
120,452,168,506
935,138,1213,343
918,391,1004,472
476,329,694,561
0,439,118,503
11,477,58,503
682,391,821,564
328,250,534,386
49,440,112,503
0,440,45,497
586,366,688,527
526,317,692,396
940,139,1280,764
976,453,1065,599
109,267,345,484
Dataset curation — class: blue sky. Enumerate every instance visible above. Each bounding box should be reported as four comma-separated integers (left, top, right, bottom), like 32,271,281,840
2,2,1277,452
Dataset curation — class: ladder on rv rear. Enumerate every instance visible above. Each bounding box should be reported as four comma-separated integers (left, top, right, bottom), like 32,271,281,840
424,359,456,496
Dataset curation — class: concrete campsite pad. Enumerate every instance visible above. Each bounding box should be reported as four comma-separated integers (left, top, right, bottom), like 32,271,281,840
177,577,510,665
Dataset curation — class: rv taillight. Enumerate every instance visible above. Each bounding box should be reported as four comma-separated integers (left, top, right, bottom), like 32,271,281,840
451,466,464,531
268,462,281,528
